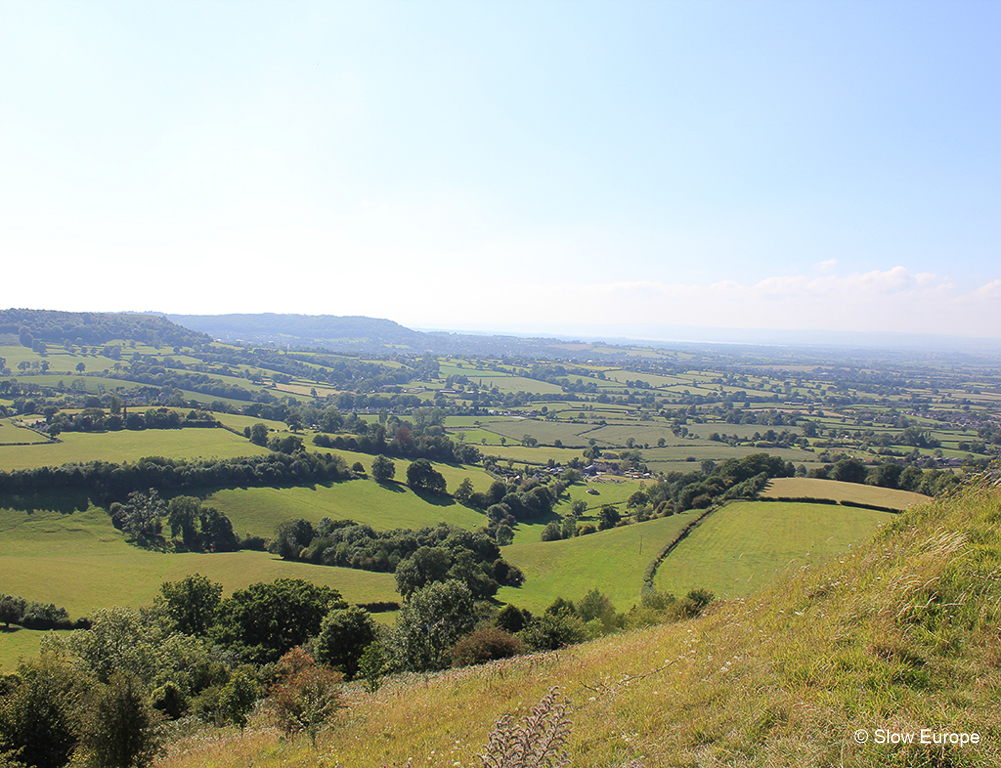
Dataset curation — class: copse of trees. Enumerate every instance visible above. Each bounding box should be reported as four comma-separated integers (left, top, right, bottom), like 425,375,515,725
268,518,524,596
0,594,86,631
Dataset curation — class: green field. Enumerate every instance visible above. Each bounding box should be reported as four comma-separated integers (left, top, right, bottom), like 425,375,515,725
0,502,399,669
207,478,488,538
761,477,928,510
0,418,53,445
0,428,271,471
497,514,697,613
654,500,895,599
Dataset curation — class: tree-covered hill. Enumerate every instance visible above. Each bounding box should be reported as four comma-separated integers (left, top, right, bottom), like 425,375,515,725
0,309,210,348
167,313,428,350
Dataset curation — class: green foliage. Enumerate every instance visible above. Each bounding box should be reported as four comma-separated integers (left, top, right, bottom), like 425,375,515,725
272,518,315,561
249,422,269,446
519,612,587,652
315,606,377,680
494,604,532,633
156,574,222,636
79,671,164,768
218,670,259,730
575,588,615,625
43,606,211,694
388,580,477,672
370,454,396,483
0,655,82,768
454,477,475,502
356,643,387,693
165,497,238,552
674,588,714,619
406,458,447,494
214,579,347,664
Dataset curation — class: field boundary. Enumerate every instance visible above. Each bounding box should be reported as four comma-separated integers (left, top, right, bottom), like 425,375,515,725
641,504,722,592
758,495,902,514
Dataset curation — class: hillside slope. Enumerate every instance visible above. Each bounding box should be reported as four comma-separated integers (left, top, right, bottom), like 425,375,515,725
161,471,1001,767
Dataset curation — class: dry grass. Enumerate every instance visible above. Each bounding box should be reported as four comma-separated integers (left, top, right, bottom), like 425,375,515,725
158,473,1001,768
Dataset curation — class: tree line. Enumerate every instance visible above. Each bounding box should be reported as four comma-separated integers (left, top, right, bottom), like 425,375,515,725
0,450,352,504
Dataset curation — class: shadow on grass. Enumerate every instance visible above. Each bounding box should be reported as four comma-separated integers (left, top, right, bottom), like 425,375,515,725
376,480,407,493
412,489,457,507
0,491,91,515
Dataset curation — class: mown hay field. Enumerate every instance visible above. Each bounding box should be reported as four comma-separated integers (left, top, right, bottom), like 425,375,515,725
761,477,928,510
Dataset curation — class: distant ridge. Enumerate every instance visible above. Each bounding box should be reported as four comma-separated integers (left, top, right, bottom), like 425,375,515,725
168,313,426,350
166,313,591,358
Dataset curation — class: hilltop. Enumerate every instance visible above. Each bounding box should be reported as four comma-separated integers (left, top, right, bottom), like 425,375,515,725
160,471,1001,768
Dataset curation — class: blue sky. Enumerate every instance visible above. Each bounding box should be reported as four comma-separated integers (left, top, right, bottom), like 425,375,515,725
2,1,999,340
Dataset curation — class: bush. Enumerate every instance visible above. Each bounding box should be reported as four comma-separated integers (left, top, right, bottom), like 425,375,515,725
519,613,587,652
266,648,342,747
450,628,524,668
673,588,714,620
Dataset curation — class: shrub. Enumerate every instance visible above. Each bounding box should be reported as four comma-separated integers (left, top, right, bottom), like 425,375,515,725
266,648,342,747
520,613,587,652
673,588,714,619
79,671,164,768
450,628,524,668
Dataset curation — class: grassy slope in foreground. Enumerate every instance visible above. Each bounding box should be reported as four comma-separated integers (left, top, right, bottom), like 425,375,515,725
762,476,928,510
656,500,895,599
162,474,1001,768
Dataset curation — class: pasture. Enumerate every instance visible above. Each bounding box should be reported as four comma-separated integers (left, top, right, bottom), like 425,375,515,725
0,418,52,445
0,428,271,471
497,513,696,613
206,477,488,538
654,500,895,599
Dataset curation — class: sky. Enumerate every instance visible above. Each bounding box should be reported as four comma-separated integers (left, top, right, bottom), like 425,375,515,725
2,1,1000,343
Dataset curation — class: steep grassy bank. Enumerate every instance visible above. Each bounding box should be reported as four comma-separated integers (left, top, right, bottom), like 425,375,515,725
160,471,1001,767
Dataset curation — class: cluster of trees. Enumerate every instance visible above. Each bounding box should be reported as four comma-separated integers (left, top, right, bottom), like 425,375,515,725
628,453,792,515
806,456,960,495
0,451,352,503
269,519,524,598
107,492,241,552
0,568,722,764
46,407,218,436
0,595,87,632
